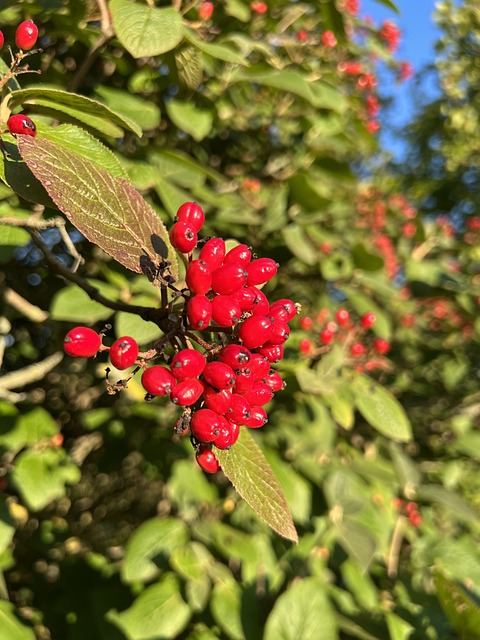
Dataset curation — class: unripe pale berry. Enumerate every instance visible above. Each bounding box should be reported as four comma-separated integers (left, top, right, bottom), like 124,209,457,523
186,259,212,295
187,295,212,330
238,314,274,349
169,221,197,253
199,237,226,270
170,348,206,380
170,378,204,406
64,326,101,358
175,201,205,232
15,20,38,51
109,336,139,370
141,365,176,396
7,114,37,137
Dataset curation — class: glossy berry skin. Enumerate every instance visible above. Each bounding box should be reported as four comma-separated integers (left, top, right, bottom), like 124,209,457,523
361,312,377,329
211,263,247,295
175,201,205,232
351,342,367,357
267,320,290,345
238,314,274,349
213,420,240,449
246,258,278,286
248,353,270,380
211,294,241,327
141,366,176,396
245,405,268,428
203,361,235,390
256,343,284,363
335,309,350,326
373,338,391,355
264,369,284,392
198,1,214,21
186,260,212,295
224,244,252,267
170,348,206,380
187,295,212,330
249,288,270,315
64,326,101,358
203,384,233,414
7,114,37,137
196,445,220,473
0,31,4,50
227,394,252,423
298,316,313,330
109,336,139,370
233,286,258,312
199,237,226,270
191,408,225,442
320,328,335,345
269,299,297,322
15,20,38,51
169,221,197,253
218,344,251,370
233,368,255,394
243,381,274,406
170,378,204,406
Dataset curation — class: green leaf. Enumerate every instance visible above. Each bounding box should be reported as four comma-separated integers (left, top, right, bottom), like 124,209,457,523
435,570,480,639
111,0,183,58
12,448,81,512
122,518,189,584
115,310,162,345
0,215,30,263
165,100,213,142
183,29,248,66
385,613,415,640
108,573,191,640
210,581,245,640
282,223,319,266
8,88,141,138
0,407,57,455
215,429,298,542
18,137,177,276
176,46,204,90
50,281,118,323
0,602,35,640
351,375,412,442
264,577,337,640
372,0,400,13
0,140,55,208
95,86,161,132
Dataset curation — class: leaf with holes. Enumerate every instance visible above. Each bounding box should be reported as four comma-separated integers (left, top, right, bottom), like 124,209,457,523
18,136,178,277
215,429,298,542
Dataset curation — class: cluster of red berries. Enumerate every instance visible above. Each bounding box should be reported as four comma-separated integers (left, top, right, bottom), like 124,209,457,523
64,202,296,474
392,499,422,529
298,307,392,372
379,19,401,53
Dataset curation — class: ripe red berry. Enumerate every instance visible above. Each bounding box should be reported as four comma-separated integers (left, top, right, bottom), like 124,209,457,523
213,420,240,449
256,343,284,363
186,260,212,295
299,316,313,330
264,369,284,392
211,294,241,327
141,365,176,396
299,338,313,354
0,31,4,50
373,338,391,355
267,320,290,345
198,1,214,21
64,326,101,358
320,328,335,345
203,384,233,414
227,394,252,423
243,381,273,406
218,344,251,370
350,342,367,357
269,299,297,322
191,408,224,442
224,244,252,267
203,361,235,389
7,114,37,137
169,221,198,253
233,368,255,393
170,378,204,406
246,258,278,286
249,288,270,315
211,263,248,295
238,315,274,349
175,201,205,232
361,312,377,329
170,348,206,380
335,309,350,326
248,353,270,379
232,286,258,312
15,20,38,51
251,1,268,14
321,30,337,48
244,405,268,428
196,445,220,473
187,294,212,330
199,237,226,270
109,336,139,370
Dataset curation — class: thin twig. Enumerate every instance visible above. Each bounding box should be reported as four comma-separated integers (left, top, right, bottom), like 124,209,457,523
0,352,63,391
4,288,48,322
387,515,406,578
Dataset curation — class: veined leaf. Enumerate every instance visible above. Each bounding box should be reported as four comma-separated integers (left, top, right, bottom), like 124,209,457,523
183,28,248,66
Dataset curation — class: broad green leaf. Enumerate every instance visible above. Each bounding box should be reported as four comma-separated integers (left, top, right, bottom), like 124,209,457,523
50,281,118,323
351,243,384,272
264,577,337,640
108,573,190,640
264,452,312,525
336,520,377,572
111,0,183,58
8,88,141,138
224,0,251,22
95,86,161,132
0,407,57,455
435,571,480,638
215,429,298,542
122,517,189,584
165,100,213,142
282,223,319,265
149,148,222,187
0,217,30,263
0,602,35,640
170,542,215,581
341,559,379,612
418,485,478,525
183,29,248,66
210,581,245,640
115,310,162,346
351,375,412,442
176,46,204,90
18,137,177,276
385,613,415,640
12,449,81,512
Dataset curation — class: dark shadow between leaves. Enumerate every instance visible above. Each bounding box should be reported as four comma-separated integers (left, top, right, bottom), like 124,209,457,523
151,234,168,259
3,139,56,208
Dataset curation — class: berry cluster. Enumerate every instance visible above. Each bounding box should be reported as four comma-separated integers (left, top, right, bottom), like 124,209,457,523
64,202,296,473
392,499,422,529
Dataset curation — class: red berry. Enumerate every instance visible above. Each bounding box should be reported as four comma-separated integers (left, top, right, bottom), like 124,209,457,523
170,378,204,406
186,260,212,295
15,20,38,51
232,368,255,393
224,244,252,267
199,237,226,270
196,445,220,473
203,361,236,389
0,31,4,50
248,353,270,379
264,369,284,392
350,342,366,357
175,201,205,232
238,315,274,349
320,329,335,345
218,344,251,370
64,326,101,358
361,312,377,329
246,258,278,286
373,338,391,355
299,316,313,330
169,221,197,253
170,348,206,380
244,406,268,428
187,295,212,330
251,1,268,14
212,263,248,295
256,343,284,363
243,381,273,406
335,309,350,326
213,420,240,449
321,30,337,48
249,288,270,315
267,320,290,345
211,294,241,327
232,286,258,312
191,408,224,442
7,114,37,137
198,1,214,21
227,394,252,423
109,336,139,370
141,365,176,396
203,385,233,414
299,338,313,354
269,299,297,322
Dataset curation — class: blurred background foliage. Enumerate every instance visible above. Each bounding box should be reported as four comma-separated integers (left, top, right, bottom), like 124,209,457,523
1,0,480,638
